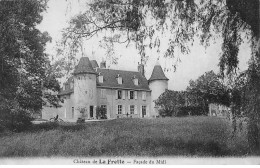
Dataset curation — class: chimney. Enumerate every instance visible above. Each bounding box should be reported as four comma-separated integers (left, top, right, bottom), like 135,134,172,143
138,62,145,76
100,61,106,69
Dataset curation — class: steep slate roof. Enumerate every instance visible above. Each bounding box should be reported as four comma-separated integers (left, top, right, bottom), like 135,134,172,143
59,57,151,95
148,63,169,82
73,57,96,75
97,68,150,91
90,60,99,68
58,76,74,95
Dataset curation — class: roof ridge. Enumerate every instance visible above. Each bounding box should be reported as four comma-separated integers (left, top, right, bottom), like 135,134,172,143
98,68,139,73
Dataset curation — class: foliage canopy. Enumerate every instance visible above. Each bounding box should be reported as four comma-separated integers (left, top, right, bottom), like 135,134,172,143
0,0,61,131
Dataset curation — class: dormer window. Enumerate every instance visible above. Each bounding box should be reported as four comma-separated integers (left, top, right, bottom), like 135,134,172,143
117,74,122,84
98,72,103,83
133,75,138,86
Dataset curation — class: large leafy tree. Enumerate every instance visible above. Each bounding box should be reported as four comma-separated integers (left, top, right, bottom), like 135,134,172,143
155,90,186,117
0,0,61,129
186,70,229,113
61,0,259,153
60,0,197,71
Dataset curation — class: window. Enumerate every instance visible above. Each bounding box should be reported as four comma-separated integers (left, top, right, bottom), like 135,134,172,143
133,77,138,86
129,91,134,99
118,90,122,99
98,73,103,83
142,106,146,116
117,74,122,84
142,91,146,100
116,90,125,99
90,106,94,118
101,89,106,98
72,107,74,119
130,105,135,114
118,105,122,114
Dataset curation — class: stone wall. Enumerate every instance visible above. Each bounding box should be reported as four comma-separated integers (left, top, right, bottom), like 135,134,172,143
149,80,168,117
97,88,151,119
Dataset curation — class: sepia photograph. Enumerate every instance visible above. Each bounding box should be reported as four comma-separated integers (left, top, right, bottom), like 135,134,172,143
0,0,259,165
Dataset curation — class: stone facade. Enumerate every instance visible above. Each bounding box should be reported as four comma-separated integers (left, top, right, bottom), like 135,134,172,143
42,57,168,121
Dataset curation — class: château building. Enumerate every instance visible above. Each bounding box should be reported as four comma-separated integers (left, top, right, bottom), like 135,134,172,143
42,57,169,121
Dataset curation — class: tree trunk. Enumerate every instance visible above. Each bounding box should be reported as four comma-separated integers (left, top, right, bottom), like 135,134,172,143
247,36,260,155
248,119,259,154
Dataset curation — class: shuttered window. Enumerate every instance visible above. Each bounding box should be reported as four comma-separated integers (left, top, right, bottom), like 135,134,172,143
130,91,134,99
72,107,74,119
130,105,135,114
118,90,122,99
142,106,147,115
118,105,122,114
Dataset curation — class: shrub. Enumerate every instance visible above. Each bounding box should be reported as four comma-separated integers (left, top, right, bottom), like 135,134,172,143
155,90,186,117
177,106,206,116
0,108,33,132
0,123,6,133
76,118,85,123
96,106,107,119
158,109,171,117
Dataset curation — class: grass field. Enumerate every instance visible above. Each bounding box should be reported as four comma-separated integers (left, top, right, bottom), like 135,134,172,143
0,116,249,157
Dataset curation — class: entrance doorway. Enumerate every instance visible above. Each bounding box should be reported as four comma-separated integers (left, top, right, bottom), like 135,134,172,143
90,106,94,118
72,107,74,119
142,106,146,118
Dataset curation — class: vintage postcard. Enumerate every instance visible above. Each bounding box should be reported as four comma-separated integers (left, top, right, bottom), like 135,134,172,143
0,0,259,165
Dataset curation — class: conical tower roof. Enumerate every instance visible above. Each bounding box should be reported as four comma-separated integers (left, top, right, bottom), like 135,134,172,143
73,57,96,75
148,61,169,82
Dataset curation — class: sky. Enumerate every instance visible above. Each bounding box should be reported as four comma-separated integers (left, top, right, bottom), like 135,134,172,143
37,0,251,91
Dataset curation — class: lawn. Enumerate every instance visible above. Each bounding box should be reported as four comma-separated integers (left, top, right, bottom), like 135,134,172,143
0,116,249,157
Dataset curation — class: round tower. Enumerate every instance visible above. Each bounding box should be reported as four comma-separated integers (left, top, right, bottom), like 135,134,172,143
73,57,97,120
148,61,169,117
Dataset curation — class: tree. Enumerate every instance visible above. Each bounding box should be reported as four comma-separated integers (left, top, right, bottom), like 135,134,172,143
186,70,229,114
96,106,107,119
198,0,260,154
228,66,260,153
61,0,259,153
60,0,197,69
155,90,185,117
0,0,61,131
